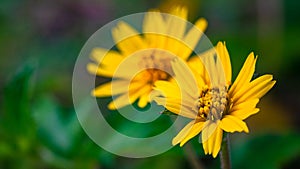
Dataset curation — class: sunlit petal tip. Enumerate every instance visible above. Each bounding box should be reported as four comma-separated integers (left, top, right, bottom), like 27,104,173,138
244,126,250,133
179,142,186,147
91,89,97,96
86,63,97,74
198,17,208,28
171,141,178,146
148,9,160,12
108,102,116,110
212,151,218,158
137,94,149,108
170,5,188,19
216,41,223,47
90,48,105,63
220,115,249,133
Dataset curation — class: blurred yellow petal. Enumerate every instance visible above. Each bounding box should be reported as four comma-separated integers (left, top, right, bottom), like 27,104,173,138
108,84,152,110
153,80,181,98
143,10,166,34
88,7,208,109
91,48,124,67
138,93,149,108
169,6,188,19
181,18,207,60
163,7,187,56
93,80,145,97
143,11,167,48
93,81,124,97
112,21,147,56
87,63,113,77
167,6,187,39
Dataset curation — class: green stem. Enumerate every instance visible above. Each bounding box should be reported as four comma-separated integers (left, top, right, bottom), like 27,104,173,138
183,143,205,169
220,134,231,169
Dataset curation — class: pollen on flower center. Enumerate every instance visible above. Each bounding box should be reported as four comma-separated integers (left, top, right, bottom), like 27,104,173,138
137,51,175,84
196,85,228,121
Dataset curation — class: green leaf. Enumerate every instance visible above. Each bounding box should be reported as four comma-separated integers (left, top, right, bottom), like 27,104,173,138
2,62,36,149
33,96,77,155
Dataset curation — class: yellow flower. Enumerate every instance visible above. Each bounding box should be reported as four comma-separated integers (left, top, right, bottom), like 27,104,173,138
152,42,276,157
87,6,207,109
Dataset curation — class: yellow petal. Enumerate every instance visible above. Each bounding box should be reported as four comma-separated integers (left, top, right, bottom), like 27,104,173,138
93,80,146,97
137,93,149,108
143,10,166,34
215,51,227,86
235,75,276,104
172,120,196,145
87,63,114,77
143,11,167,48
231,108,260,120
87,55,142,79
232,75,273,102
201,121,218,148
201,121,223,157
153,96,197,119
112,21,146,56
220,115,249,133
163,7,187,56
179,121,205,146
181,18,207,60
169,6,188,19
229,52,257,96
110,54,144,79
93,81,124,97
252,80,276,99
108,94,129,110
230,99,260,120
212,127,223,158
231,99,259,112
200,49,223,87
188,56,209,87
108,84,152,109
216,41,232,85
153,80,181,99
166,6,187,39
91,48,124,67
171,58,199,99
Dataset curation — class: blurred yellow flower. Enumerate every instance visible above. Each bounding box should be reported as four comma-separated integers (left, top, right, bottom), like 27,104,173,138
152,42,276,157
87,6,207,109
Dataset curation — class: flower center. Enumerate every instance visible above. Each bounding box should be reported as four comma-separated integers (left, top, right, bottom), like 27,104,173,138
138,50,174,85
196,85,228,121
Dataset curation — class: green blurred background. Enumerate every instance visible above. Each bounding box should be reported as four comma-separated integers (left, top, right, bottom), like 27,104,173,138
1,0,300,168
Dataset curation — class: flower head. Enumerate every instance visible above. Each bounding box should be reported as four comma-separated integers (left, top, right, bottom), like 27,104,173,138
152,42,276,157
87,6,207,109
